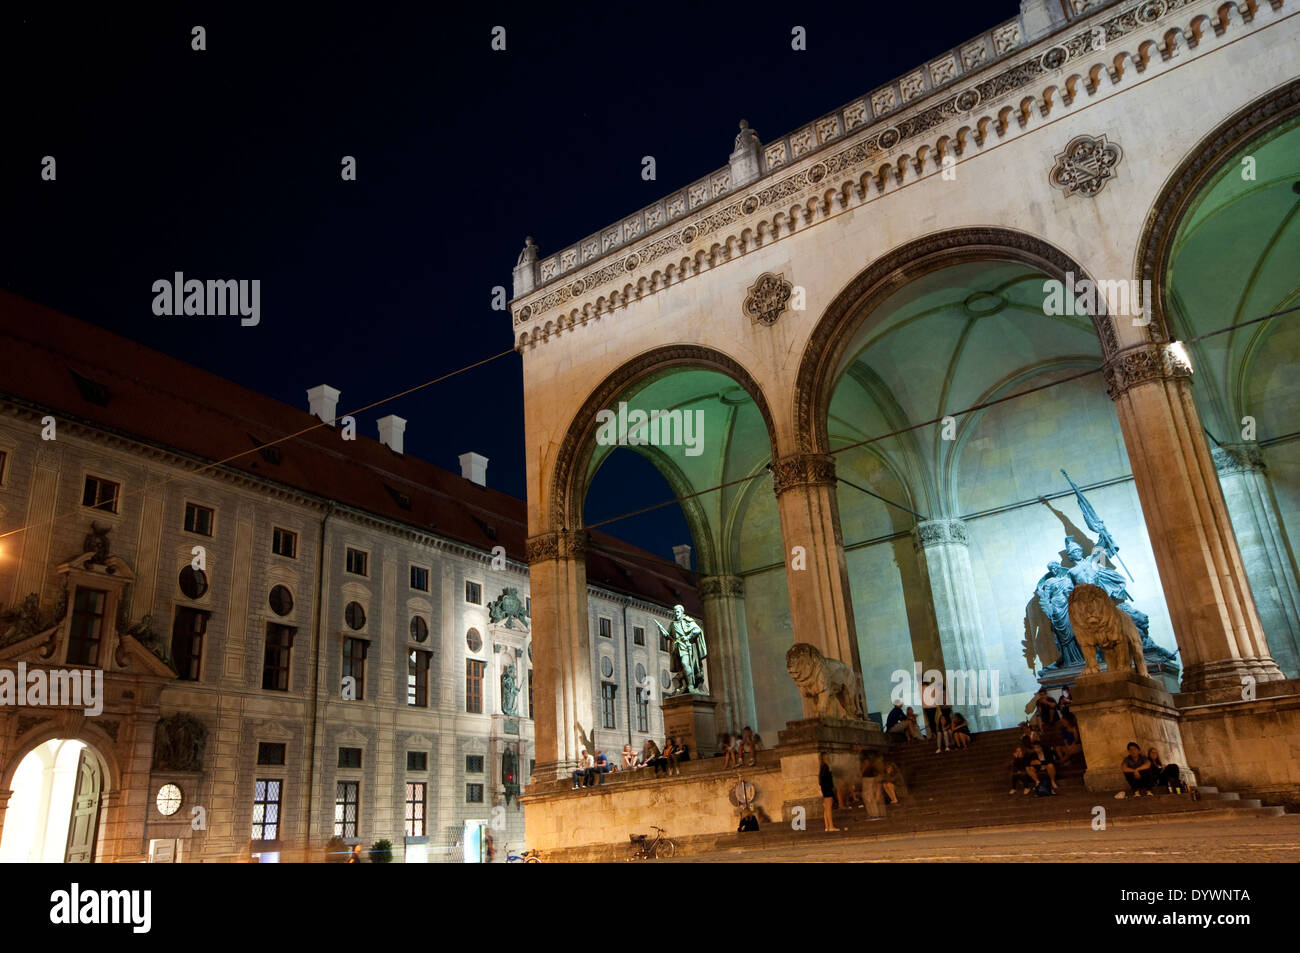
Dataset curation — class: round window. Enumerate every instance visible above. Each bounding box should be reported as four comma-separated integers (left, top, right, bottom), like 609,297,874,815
345,601,366,630
660,669,672,690
179,566,208,599
269,585,294,616
410,616,429,642
466,628,482,652
635,662,646,683
156,783,182,817
600,656,614,678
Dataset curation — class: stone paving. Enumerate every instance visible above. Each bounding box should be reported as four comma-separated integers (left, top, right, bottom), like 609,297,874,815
670,814,1300,862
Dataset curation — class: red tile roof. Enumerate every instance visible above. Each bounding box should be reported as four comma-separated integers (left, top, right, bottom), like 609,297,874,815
0,290,699,614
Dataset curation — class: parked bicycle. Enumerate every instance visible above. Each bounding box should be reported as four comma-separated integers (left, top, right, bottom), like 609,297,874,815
627,825,676,860
507,846,543,863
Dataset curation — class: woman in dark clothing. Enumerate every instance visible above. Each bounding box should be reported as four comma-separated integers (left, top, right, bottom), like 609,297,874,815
819,754,840,832
1147,747,1180,790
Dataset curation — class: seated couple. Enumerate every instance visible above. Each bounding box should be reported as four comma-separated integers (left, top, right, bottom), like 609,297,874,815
1116,742,1181,798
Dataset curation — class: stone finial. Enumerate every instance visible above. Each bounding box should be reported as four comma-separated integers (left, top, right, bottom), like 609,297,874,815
730,120,762,188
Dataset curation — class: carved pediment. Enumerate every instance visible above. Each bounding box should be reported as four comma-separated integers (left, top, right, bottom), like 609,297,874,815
114,633,178,678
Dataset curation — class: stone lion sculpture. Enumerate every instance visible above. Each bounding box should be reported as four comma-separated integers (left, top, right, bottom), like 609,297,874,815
1068,583,1148,678
785,642,865,719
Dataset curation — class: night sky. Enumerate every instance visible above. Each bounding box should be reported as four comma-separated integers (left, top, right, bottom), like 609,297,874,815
2,1,1006,562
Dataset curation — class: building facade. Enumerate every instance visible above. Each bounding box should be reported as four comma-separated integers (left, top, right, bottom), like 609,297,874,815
0,297,692,862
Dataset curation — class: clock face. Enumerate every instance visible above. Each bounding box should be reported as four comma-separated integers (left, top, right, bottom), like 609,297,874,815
156,783,182,816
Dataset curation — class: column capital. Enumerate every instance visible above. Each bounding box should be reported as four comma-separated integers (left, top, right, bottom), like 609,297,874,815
1211,443,1265,475
1102,341,1193,400
525,530,587,563
698,574,745,599
771,452,836,496
912,518,970,551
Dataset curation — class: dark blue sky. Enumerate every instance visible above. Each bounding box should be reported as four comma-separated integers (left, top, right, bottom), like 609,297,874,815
1,1,1009,562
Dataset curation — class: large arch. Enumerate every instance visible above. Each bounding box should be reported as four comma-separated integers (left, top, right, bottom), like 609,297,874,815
794,227,1118,455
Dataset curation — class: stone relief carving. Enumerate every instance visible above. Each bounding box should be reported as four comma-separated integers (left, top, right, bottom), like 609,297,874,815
1101,341,1193,399
1049,133,1123,197
770,452,836,496
153,712,208,772
912,518,970,550
742,271,793,327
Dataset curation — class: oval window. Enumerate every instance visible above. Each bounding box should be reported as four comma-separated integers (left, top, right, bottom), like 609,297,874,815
179,566,208,599
410,616,429,642
345,601,366,630
466,628,482,652
269,585,294,616
600,656,614,678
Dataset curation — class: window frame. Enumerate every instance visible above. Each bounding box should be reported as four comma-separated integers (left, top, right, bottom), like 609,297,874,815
409,564,430,592
334,780,360,838
405,782,427,837
465,658,485,714
252,778,283,841
257,742,287,766
271,526,298,559
66,586,109,666
183,501,215,537
81,474,120,514
170,605,210,681
342,637,368,700
464,580,482,604
465,783,484,804
337,747,363,769
598,616,613,639
407,648,430,707
345,547,369,577
633,625,645,646
601,682,618,730
262,623,295,691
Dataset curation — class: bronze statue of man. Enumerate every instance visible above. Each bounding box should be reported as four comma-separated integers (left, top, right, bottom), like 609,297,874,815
654,605,707,694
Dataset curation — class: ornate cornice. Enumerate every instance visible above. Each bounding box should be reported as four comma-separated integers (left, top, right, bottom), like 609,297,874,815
698,574,745,599
771,453,837,496
1211,443,1265,475
525,530,588,563
912,518,971,551
510,0,1256,348
1101,341,1193,399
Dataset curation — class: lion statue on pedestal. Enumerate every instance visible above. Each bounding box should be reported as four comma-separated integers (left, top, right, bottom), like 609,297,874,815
1068,583,1148,678
785,642,864,719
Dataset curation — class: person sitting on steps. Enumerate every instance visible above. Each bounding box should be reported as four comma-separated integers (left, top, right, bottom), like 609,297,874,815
934,710,954,753
1029,742,1060,795
950,711,972,749
1009,746,1036,795
1117,742,1155,798
1147,747,1181,791
1056,714,1083,766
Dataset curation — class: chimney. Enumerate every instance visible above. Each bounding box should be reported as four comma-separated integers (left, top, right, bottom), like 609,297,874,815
459,452,489,487
672,544,692,570
378,415,406,454
307,385,340,424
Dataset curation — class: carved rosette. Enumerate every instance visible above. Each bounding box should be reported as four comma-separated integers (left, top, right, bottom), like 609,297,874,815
771,453,836,496
1101,341,1193,399
912,518,970,552
1049,134,1123,198
1211,443,1265,475
698,574,746,600
743,272,793,327
525,530,588,563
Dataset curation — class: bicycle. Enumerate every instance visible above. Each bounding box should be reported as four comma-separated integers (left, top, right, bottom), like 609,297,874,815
627,825,676,860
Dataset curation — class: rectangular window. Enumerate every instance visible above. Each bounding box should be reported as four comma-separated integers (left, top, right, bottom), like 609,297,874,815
466,783,483,804
252,779,282,841
601,683,617,730
405,782,426,837
342,638,368,700
262,623,295,691
659,631,672,653
81,475,119,514
183,502,214,536
257,742,286,766
345,547,368,576
410,565,429,591
272,527,297,558
334,781,359,838
527,669,533,719
170,606,210,681
466,755,484,773
598,617,612,638
637,696,649,733
67,587,108,666
338,747,362,769
407,649,430,707
466,659,484,713
633,626,645,646
465,580,481,604
407,751,427,772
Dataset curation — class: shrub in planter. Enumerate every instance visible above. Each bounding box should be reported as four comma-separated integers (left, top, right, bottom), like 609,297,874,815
370,839,393,863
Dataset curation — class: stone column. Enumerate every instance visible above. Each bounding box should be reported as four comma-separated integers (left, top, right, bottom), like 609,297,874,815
912,518,995,728
525,530,592,780
1212,443,1300,678
698,574,757,733
771,452,863,715
1104,342,1284,690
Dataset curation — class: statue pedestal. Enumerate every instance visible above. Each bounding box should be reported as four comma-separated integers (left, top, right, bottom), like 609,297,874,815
662,694,719,759
1039,657,1181,694
775,717,888,821
1070,670,1194,793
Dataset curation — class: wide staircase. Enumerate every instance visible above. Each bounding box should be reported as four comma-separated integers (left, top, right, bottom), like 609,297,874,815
710,724,1285,851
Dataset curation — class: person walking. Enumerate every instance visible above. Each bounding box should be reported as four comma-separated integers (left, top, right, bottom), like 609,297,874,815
819,754,840,832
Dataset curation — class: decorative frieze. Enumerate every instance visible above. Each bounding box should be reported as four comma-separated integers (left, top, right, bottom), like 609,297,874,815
1102,341,1194,399
771,453,837,496
698,575,746,599
525,530,588,563
1212,443,1266,475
